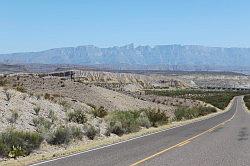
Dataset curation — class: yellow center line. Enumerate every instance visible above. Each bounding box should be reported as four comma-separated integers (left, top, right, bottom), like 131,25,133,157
130,101,238,166
177,140,190,147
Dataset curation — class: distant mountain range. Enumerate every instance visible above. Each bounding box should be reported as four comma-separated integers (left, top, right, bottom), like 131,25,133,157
1,44,250,71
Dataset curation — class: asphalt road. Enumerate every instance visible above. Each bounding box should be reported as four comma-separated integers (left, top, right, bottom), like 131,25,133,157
34,96,245,166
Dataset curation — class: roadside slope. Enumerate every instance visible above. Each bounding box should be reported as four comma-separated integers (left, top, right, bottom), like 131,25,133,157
32,97,238,166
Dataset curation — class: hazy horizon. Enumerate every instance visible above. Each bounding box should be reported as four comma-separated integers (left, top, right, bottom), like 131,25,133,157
2,43,250,55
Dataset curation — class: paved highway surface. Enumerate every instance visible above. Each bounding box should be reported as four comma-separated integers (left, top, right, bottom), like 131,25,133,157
33,96,248,166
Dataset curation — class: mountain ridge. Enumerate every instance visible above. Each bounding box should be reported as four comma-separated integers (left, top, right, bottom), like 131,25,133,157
1,44,250,71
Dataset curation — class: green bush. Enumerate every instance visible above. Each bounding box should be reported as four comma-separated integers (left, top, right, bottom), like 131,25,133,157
146,89,245,110
48,126,71,145
91,106,108,118
0,130,43,158
33,117,52,132
8,146,24,158
85,125,97,140
244,95,250,109
107,111,141,135
175,106,217,121
68,110,87,124
71,126,83,140
47,126,83,145
198,106,217,116
106,109,169,135
144,109,169,127
137,112,151,128
108,121,124,136
175,107,199,121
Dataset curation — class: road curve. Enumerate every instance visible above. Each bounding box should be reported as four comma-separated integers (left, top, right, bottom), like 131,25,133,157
141,96,250,166
33,97,241,166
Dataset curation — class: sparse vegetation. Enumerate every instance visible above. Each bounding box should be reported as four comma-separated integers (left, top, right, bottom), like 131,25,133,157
9,110,19,124
174,106,217,121
0,130,43,158
146,89,245,109
107,121,124,136
85,125,97,140
144,109,169,127
15,86,26,93
33,106,41,115
48,109,57,122
1,71,248,162
33,117,52,132
137,112,151,128
244,95,250,110
47,126,71,145
91,106,108,118
44,93,51,100
0,78,8,86
47,126,83,145
107,109,169,136
107,111,141,135
3,88,11,101
70,126,83,140
59,100,71,110
68,110,87,124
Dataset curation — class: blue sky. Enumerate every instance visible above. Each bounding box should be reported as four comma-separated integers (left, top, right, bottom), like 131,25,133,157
1,0,250,53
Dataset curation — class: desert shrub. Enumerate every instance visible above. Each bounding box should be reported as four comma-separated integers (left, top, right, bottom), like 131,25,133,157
108,121,124,136
137,112,151,128
47,126,83,145
9,110,19,124
144,109,169,127
244,95,250,109
68,110,87,124
47,126,71,145
33,106,41,115
175,107,199,121
174,106,217,121
107,111,141,135
48,109,57,122
198,106,217,116
146,89,245,110
15,86,26,93
91,106,108,118
59,100,71,110
33,117,52,131
70,126,83,140
85,125,97,140
0,78,8,86
36,94,41,100
44,93,51,100
0,130,43,158
3,89,11,101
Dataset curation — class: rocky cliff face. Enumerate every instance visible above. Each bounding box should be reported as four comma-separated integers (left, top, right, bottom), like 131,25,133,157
1,44,250,70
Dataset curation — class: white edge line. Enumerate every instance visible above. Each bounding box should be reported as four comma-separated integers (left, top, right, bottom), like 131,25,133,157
31,98,237,166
